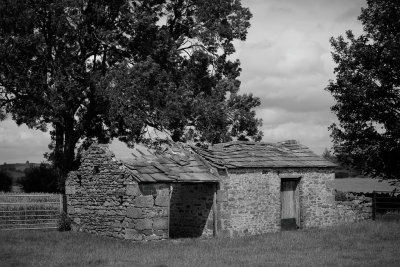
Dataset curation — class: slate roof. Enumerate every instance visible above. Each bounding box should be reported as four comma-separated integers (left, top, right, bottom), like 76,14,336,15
191,140,336,169
120,148,219,183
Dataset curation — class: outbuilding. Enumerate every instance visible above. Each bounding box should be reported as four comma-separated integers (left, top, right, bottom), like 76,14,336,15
66,140,336,240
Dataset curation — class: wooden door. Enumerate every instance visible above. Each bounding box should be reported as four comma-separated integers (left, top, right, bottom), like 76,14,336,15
281,179,299,230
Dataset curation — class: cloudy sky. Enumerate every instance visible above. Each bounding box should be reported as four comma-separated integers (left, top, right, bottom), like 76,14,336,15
0,0,366,163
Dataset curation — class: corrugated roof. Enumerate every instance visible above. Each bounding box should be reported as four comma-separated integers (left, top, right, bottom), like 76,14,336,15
191,140,336,169
120,147,219,183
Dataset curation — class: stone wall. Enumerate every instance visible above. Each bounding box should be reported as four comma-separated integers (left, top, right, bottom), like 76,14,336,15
336,193,372,223
216,168,336,237
169,183,216,238
66,144,217,241
65,144,170,241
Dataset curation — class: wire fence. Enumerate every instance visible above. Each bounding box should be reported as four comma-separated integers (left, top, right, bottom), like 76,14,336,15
0,193,62,230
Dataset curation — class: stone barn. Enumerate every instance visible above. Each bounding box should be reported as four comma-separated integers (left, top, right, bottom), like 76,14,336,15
191,140,337,236
66,140,337,240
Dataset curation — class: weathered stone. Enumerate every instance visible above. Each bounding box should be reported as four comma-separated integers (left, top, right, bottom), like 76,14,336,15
135,219,152,230
216,190,228,203
73,218,81,224
126,184,140,196
65,185,76,195
134,195,154,207
67,206,75,214
144,235,163,241
153,218,168,230
155,195,169,207
158,188,170,197
124,229,143,241
127,207,144,218
141,229,153,236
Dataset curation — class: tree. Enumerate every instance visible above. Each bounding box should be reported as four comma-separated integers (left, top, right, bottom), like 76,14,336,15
326,0,400,179
18,164,59,193
0,171,12,192
0,0,262,188
322,148,336,163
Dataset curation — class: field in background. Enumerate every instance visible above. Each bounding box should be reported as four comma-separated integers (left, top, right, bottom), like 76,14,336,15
335,178,397,193
1,220,400,266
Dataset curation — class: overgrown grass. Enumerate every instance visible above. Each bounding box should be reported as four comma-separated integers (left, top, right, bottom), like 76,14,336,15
1,221,399,266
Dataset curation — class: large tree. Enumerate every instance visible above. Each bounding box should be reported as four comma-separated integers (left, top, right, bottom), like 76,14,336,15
326,0,400,179
0,0,262,185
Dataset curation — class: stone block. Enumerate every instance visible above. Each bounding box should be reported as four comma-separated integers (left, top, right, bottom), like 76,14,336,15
155,195,169,207
144,235,163,241
216,190,228,203
65,185,76,195
135,219,153,230
153,218,168,230
67,206,75,215
141,229,153,236
134,195,154,207
158,188,170,197
154,230,167,237
127,207,144,218
73,218,81,224
124,229,143,241
126,184,140,196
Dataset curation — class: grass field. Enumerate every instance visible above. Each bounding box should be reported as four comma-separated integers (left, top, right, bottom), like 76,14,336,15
1,221,400,266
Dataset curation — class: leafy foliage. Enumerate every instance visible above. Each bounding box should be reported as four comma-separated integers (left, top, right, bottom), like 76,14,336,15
0,171,12,192
0,0,262,181
326,0,400,179
18,164,60,193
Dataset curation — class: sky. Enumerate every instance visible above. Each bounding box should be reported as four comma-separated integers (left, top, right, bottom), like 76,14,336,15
0,0,366,164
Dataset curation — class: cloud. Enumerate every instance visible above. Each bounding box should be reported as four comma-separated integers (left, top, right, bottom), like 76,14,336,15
261,121,333,155
0,119,50,163
334,6,363,23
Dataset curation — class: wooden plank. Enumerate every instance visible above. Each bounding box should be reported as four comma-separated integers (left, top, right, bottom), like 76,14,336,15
213,184,218,237
281,180,296,219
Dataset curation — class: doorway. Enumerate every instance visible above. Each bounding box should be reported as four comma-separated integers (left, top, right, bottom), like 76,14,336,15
281,178,300,230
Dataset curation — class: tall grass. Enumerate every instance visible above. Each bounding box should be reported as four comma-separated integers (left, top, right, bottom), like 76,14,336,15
1,220,400,266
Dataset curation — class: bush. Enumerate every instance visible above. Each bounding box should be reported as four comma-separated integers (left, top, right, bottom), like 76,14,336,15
58,211,71,231
18,164,60,193
0,171,13,192
335,190,348,201
335,171,349,179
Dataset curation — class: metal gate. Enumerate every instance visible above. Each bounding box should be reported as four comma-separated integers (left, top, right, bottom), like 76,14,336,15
372,190,400,221
0,194,62,230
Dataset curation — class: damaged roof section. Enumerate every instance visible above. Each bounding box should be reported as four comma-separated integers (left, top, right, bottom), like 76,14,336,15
119,146,219,183
191,140,336,169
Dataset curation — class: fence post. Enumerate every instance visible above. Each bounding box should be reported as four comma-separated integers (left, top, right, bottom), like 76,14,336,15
372,191,376,220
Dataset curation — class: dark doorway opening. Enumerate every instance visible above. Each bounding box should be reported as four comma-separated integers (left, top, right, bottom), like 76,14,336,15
169,183,216,238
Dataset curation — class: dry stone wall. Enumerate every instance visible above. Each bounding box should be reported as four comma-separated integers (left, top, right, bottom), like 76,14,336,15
216,168,336,237
65,144,170,241
336,193,372,223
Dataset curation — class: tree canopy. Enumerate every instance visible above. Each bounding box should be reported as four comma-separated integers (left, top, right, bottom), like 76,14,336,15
326,0,400,179
0,0,263,185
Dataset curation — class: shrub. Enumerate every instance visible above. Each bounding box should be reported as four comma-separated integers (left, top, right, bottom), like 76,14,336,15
335,171,350,178
335,190,348,201
58,211,71,231
18,164,60,193
0,171,13,192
